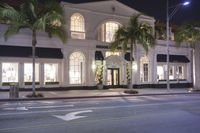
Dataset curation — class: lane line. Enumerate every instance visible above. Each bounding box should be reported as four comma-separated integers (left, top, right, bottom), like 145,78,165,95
0,100,200,116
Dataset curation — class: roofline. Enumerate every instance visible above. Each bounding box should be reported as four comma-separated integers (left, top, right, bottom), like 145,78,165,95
61,0,155,22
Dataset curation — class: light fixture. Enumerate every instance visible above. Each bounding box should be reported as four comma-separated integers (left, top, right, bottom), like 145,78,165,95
183,1,190,6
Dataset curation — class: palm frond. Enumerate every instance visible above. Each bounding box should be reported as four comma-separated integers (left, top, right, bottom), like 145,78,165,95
0,3,23,24
4,25,20,40
46,26,67,43
175,22,200,46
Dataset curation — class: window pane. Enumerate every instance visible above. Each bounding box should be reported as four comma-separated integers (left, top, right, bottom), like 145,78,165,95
24,63,39,82
2,63,18,82
101,21,120,42
157,66,164,80
169,66,175,79
44,64,58,82
70,13,85,39
105,51,120,57
69,52,85,84
143,64,148,82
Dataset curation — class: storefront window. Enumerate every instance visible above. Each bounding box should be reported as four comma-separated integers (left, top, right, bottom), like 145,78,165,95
157,64,185,81
24,63,39,82
140,57,149,82
157,65,164,80
2,63,18,82
69,52,85,84
44,64,58,82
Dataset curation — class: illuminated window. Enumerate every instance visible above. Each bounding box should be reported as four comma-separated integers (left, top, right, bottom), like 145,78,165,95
140,57,149,82
169,66,175,79
69,52,85,84
70,13,85,39
157,65,164,80
176,66,184,79
105,51,120,57
24,63,39,82
100,21,121,42
2,63,18,82
44,64,58,82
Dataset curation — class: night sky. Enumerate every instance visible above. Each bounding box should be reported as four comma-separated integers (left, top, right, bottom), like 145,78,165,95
64,0,200,24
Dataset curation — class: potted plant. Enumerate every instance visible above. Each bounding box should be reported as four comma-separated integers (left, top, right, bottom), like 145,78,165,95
96,65,104,89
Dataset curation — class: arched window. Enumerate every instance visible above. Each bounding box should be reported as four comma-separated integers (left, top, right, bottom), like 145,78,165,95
69,52,85,84
100,21,121,43
70,13,85,39
140,56,149,82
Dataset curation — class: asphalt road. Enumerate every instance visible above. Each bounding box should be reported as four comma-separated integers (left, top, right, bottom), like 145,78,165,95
0,94,200,133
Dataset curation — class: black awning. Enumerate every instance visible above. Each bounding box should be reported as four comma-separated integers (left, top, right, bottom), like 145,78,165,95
95,51,104,60
157,54,190,63
0,45,63,59
124,53,134,61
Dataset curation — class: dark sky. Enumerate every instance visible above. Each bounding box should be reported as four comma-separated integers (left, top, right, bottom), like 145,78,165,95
64,0,200,24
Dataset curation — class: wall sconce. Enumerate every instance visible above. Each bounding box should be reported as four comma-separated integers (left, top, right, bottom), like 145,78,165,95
92,62,96,71
132,61,137,72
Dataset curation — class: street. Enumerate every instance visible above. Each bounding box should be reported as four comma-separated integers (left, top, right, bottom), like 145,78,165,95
0,94,200,133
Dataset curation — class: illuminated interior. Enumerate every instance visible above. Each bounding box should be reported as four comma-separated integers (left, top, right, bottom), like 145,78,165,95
105,51,120,57
70,13,85,39
44,64,58,82
24,63,39,82
100,21,121,42
2,63,18,82
157,65,164,80
69,52,85,84
140,56,149,82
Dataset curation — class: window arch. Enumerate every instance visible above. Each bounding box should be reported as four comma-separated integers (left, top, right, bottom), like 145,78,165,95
69,52,85,84
70,13,85,39
99,21,121,43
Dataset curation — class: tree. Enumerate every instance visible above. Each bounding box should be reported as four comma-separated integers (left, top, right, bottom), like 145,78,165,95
111,14,155,89
174,21,200,89
0,0,67,96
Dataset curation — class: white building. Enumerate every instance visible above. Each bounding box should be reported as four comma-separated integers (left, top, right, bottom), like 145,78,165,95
0,0,193,90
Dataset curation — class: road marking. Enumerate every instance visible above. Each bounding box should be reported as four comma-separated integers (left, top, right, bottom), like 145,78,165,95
2,105,74,111
53,110,93,121
0,100,200,116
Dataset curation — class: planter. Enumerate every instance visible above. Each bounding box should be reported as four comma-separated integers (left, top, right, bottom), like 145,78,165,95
25,82,40,85
45,82,59,85
127,82,132,89
97,84,104,89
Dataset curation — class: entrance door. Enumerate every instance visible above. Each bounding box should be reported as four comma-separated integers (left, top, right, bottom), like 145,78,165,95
107,68,120,86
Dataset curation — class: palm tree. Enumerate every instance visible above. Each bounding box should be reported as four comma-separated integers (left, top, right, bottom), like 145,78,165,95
174,21,200,89
111,14,155,89
0,0,67,96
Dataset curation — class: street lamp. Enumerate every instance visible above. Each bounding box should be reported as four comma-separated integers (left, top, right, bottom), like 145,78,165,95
166,0,190,91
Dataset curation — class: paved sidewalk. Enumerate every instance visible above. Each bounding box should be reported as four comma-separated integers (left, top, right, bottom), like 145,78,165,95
0,88,197,101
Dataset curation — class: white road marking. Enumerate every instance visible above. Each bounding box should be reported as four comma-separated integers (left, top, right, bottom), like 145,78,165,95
0,100,200,116
53,110,93,121
2,105,74,111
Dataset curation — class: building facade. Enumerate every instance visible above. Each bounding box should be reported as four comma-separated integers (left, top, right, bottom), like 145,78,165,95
0,1,193,89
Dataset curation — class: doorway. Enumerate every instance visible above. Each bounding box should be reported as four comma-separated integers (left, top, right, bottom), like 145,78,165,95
107,68,120,86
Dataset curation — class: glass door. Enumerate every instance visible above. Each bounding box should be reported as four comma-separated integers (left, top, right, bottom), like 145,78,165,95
107,68,119,86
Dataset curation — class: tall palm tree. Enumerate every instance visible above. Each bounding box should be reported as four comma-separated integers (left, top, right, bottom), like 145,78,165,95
111,14,155,89
0,0,67,96
174,21,200,89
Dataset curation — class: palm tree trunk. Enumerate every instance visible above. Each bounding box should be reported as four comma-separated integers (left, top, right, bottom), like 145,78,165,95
130,44,133,89
32,30,37,96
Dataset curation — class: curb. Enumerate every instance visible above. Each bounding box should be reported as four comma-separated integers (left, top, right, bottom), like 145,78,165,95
0,92,199,102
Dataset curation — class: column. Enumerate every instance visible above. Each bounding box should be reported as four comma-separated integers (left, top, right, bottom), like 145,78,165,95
19,62,24,88
40,63,44,87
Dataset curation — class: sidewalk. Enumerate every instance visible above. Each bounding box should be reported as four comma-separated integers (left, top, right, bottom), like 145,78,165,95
0,88,198,101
